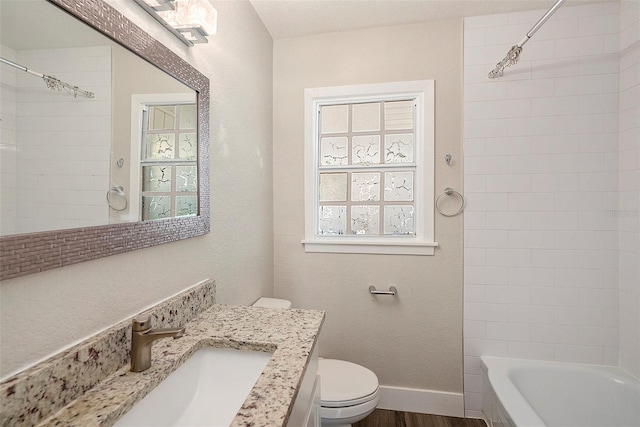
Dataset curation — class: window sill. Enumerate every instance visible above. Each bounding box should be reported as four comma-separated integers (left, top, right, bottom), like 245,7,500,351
301,239,438,255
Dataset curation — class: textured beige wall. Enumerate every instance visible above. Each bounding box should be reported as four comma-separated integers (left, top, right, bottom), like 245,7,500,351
0,0,273,377
273,20,464,392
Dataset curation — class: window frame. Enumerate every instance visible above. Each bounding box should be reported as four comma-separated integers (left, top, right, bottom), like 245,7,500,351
303,80,438,255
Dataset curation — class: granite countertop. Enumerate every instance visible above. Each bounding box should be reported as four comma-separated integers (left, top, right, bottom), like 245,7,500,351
39,304,325,427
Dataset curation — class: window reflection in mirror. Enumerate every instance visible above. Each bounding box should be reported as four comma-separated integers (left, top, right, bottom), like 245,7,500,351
139,101,198,221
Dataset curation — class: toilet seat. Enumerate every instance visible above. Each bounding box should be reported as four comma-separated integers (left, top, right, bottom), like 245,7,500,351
322,390,378,408
320,393,379,423
318,359,379,408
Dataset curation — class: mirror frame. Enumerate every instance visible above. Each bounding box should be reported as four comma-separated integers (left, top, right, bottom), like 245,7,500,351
0,0,210,281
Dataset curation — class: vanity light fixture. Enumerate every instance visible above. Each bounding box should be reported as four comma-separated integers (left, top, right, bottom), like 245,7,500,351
133,0,217,47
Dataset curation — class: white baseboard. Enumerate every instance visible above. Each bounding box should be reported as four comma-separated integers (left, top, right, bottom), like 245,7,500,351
465,410,488,424
377,385,465,418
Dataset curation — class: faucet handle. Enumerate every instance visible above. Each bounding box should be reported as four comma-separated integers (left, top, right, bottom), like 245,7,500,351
132,316,152,332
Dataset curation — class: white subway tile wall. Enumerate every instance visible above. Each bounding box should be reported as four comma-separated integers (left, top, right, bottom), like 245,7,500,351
618,0,640,380
463,0,640,417
0,45,18,234
2,46,112,235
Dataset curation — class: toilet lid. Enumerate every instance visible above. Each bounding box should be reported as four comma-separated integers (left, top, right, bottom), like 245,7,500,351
318,359,379,407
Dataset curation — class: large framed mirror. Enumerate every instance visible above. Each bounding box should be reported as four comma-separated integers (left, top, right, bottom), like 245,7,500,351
0,0,210,280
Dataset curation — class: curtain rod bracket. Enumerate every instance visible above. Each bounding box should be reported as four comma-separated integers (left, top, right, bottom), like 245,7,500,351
488,0,566,79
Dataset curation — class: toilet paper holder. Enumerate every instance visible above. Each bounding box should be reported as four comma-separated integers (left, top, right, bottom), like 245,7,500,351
369,285,397,296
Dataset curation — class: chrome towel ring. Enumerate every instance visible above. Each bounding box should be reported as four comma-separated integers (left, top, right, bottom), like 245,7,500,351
436,187,465,217
106,186,128,211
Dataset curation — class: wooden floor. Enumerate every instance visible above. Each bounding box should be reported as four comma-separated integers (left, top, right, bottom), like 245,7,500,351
353,409,487,427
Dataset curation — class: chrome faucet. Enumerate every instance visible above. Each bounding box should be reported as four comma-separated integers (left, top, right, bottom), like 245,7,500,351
130,316,185,372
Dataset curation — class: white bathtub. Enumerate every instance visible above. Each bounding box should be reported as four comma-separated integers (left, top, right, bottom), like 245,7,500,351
481,356,640,427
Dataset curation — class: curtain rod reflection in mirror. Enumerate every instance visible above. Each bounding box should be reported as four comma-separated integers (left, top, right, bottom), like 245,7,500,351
0,57,95,98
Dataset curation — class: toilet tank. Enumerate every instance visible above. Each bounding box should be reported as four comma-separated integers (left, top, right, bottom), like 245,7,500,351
252,297,292,309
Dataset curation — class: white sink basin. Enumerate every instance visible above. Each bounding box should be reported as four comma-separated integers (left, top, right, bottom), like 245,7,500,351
115,347,272,427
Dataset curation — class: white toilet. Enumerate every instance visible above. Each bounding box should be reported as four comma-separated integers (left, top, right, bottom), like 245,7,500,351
253,298,380,427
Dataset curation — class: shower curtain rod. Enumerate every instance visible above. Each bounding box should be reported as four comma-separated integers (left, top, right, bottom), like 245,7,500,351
0,56,95,98
488,0,566,79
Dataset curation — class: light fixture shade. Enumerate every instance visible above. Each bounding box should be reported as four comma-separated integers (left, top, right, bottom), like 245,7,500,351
141,0,174,11
135,0,217,45
157,0,217,36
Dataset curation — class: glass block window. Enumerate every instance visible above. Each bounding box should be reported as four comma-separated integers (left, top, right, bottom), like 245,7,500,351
304,81,436,255
317,100,416,236
141,103,197,220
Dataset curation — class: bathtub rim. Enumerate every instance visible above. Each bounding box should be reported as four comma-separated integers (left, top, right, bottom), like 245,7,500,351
481,356,545,427
481,356,640,427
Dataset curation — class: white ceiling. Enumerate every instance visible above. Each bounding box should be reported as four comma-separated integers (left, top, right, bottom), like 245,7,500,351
0,1,599,50
249,0,597,40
